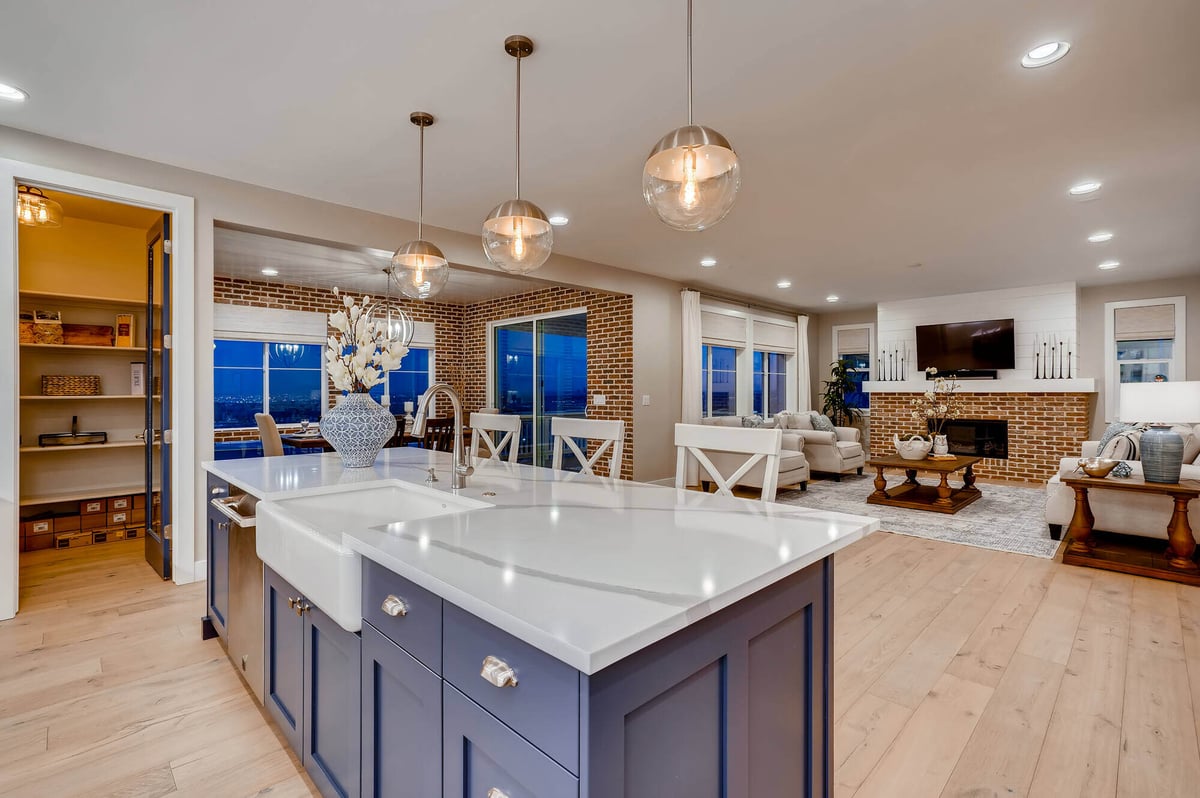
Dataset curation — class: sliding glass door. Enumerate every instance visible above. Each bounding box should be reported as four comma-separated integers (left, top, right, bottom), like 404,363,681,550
492,311,587,468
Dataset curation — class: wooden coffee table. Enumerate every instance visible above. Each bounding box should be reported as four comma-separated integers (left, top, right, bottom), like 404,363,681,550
866,454,983,514
1060,474,1200,585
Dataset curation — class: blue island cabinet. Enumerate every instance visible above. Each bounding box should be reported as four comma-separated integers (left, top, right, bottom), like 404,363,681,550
359,552,832,798
264,566,361,798
205,474,229,641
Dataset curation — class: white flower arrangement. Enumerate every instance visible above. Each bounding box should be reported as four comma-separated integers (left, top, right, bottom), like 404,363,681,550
908,367,963,438
324,288,409,394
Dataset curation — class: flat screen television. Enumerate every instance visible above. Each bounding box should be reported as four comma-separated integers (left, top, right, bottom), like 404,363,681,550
915,318,1016,372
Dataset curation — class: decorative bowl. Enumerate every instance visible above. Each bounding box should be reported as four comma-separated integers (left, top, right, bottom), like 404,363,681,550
1077,457,1119,478
894,434,933,460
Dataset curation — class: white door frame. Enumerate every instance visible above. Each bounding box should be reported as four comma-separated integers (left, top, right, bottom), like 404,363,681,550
1,160,197,620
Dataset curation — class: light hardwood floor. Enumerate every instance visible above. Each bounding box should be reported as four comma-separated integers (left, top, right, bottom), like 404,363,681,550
3,532,1200,797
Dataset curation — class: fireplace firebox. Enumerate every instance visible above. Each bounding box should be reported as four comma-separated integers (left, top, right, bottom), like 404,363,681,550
928,418,1008,459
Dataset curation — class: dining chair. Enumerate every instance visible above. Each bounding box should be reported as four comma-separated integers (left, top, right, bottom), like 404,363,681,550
255,413,284,458
550,417,625,478
469,412,522,464
419,417,457,453
674,423,784,503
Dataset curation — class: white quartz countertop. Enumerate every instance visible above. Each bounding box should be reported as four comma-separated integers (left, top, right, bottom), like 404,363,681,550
204,449,878,674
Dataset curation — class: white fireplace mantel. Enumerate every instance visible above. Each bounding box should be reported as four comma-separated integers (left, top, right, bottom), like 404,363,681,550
863,378,1096,394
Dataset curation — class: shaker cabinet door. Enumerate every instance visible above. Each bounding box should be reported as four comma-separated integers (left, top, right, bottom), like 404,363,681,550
207,506,229,640
303,601,362,798
361,622,441,798
264,566,304,752
443,684,577,798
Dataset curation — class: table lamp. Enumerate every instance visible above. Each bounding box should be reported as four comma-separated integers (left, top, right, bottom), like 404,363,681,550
1119,381,1200,483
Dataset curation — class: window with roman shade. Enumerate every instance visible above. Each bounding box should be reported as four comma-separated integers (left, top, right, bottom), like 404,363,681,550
1104,296,1187,421
832,323,874,411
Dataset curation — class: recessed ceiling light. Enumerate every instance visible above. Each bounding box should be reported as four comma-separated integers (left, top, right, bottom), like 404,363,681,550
261,268,279,276
548,215,569,226
1098,260,1120,270
0,82,28,102
1069,180,1102,196
1021,41,1071,68
1088,231,1114,243
777,279,792,289
825,294,839,303
699,257,717,267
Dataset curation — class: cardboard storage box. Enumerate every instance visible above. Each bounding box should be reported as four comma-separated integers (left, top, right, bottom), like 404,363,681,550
81,499,106,515
24,518,52,536
129,508,146,524
92,528,133,544
26,533,54,551
81,513,107,531
108,510,130,527
53,514,81,532
107,496,132,512
123,526,144,540
133,493,147,509
54,531,92,549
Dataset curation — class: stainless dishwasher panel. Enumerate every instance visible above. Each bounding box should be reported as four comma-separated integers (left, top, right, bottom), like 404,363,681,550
213,493,265,703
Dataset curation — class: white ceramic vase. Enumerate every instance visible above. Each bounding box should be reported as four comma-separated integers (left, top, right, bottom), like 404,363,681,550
894,434,932,460
321,393,397,468
932,434,949,456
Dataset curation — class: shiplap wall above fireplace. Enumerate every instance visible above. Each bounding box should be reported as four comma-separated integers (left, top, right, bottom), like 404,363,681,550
865,281,1093,393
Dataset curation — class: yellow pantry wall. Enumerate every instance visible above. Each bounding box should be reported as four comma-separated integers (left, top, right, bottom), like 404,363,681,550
19,215,147,299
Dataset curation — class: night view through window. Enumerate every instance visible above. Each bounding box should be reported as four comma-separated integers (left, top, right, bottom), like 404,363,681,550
214,340,323,427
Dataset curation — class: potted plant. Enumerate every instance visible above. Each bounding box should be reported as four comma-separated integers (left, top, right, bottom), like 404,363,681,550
821,359,863,428
320,289,408,467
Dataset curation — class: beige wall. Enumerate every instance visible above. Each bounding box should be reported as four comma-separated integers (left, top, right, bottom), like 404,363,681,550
1078,275,1200,437
1,124,684,564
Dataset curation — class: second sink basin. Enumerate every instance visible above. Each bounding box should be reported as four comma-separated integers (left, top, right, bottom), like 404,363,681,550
256,480,491,631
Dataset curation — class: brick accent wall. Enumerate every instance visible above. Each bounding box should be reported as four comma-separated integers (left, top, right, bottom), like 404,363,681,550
213,277,635,479
868,392,1094,482
460,285,635,481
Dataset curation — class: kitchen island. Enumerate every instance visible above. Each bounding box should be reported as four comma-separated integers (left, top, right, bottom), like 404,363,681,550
202,447,878,798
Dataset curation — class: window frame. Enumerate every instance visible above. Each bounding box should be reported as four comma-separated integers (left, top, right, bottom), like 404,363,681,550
699,302,799,417
1104,296,1187,422
831,322,876,415
752,350,791,417
702,343,741,417
213,338,326,430
379,346,437,414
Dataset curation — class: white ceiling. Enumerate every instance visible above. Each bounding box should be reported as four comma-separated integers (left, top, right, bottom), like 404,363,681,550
3,0,1198,311
213,226,547,305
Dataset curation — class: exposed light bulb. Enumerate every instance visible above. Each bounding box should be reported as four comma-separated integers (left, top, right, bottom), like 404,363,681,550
512,217,526,260
679,148,700,210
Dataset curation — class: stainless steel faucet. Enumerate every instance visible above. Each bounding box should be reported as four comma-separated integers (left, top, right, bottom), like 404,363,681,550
412,383,474,489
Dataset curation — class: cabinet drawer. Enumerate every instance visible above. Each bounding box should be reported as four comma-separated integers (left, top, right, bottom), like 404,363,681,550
443,603,580,775
363,559,442,673
443,683,577,798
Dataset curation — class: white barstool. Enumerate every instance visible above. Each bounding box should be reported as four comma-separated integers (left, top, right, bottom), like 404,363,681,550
673,423,783,503
550,417,625,478
470,412,522,464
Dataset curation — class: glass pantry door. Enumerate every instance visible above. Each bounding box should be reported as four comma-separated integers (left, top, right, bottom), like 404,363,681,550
144,214,172,579
492,311,588,469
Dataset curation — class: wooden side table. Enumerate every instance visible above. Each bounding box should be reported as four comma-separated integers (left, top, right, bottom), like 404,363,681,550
1061,474,1200,585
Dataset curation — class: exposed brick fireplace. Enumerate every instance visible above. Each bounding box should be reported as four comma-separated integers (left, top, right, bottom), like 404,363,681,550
869,392,1094,482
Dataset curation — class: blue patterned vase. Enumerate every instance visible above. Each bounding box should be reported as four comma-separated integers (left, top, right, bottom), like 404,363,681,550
321,393,397,468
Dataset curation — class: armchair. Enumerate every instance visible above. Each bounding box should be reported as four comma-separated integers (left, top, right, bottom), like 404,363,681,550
775,412,866,479
699,416,810,492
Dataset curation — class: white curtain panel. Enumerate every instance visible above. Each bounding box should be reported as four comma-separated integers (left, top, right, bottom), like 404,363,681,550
681,290,703,485
796,315,812,412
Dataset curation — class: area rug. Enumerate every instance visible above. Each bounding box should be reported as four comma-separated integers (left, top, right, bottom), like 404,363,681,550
775,474,1062,558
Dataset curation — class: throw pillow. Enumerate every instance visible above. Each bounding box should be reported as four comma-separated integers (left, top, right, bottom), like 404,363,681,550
1100,428,1144,460
1096,422,1134,456
741,414,765,428
810,413,836,433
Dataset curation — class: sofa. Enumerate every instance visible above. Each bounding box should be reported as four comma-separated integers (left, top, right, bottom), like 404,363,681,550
699,416,810,492
774,412,866,479
1045,424,1200,540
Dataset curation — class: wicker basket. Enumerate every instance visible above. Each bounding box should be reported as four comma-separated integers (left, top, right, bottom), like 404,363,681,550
41,375,101,396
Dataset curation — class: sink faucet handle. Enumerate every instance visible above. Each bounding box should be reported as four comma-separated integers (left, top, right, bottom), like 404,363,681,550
426,467,439,484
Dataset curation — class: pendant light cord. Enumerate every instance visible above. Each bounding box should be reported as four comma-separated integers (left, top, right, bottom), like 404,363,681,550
515,52,522,199
686,0,693,125
417,122,425,239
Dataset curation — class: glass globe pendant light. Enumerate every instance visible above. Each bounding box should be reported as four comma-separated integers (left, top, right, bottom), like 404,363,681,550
482,35,553,275
392,111,449,300
378,266,416,347
16,185,63,228
643,0,741,231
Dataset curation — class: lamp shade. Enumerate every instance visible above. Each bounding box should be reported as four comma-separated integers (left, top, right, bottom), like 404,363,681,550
1119,381,1200,424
